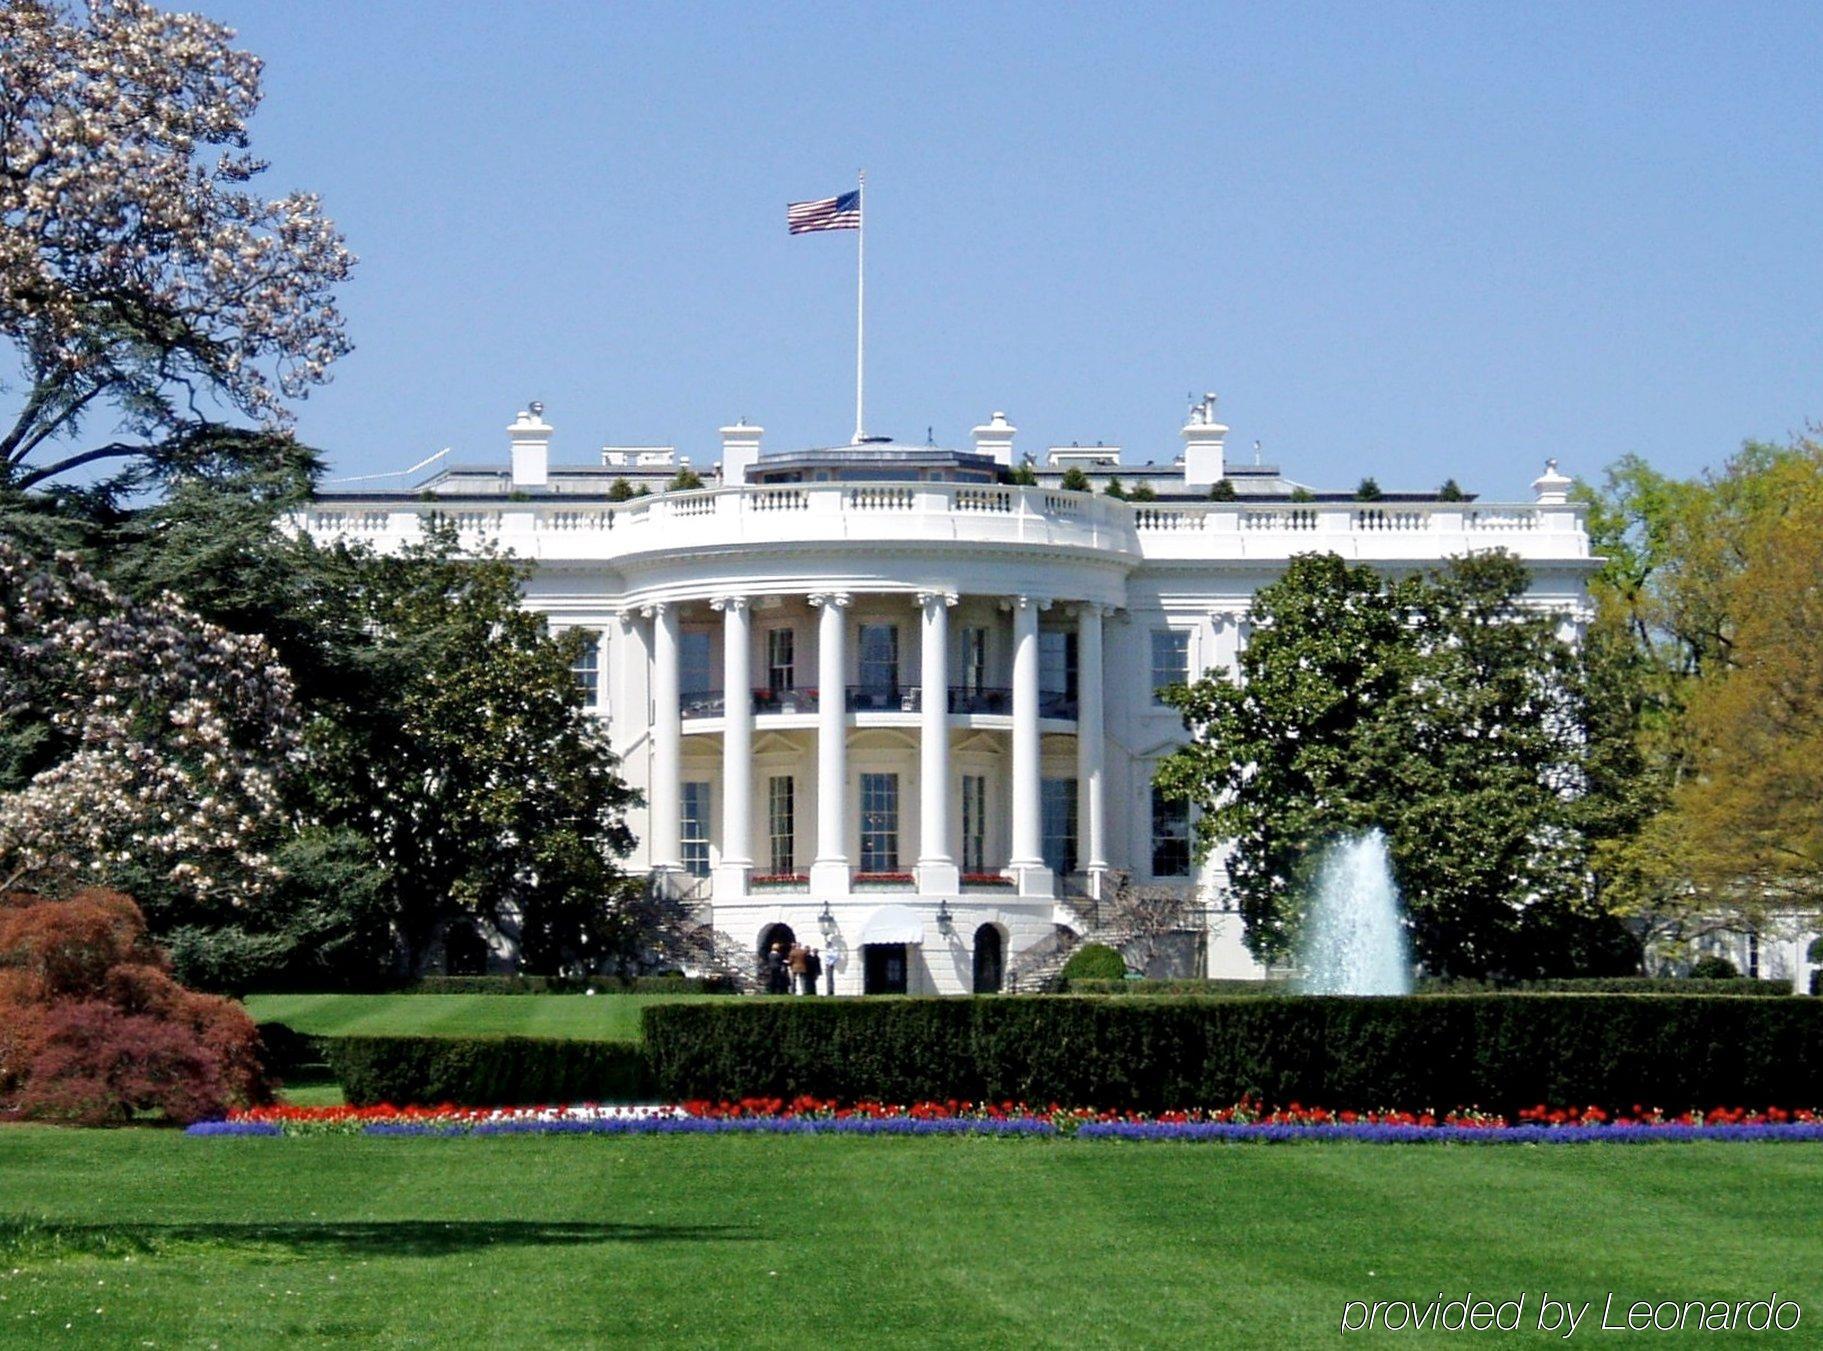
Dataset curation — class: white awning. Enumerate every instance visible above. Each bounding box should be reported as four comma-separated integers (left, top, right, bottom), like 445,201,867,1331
857,904,925,946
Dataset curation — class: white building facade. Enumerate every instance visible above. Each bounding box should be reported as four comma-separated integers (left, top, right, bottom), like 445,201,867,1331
302,398,1598,993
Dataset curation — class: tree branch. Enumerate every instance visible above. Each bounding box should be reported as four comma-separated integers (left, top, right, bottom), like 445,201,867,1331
12,442,151,492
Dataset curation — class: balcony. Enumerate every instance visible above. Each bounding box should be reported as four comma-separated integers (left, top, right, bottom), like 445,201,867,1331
681,684,1080,719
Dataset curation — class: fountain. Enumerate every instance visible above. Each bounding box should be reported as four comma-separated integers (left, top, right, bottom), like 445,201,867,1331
1296,830,1413,995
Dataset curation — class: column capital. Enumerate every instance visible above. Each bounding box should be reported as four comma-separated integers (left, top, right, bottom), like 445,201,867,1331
709,594,750,613
915,590,959,611
1209,606,1250,630
1002,594,1052,613
1074,601,1115,619
613,609,638,631
639,601,669,620
808,591,852,609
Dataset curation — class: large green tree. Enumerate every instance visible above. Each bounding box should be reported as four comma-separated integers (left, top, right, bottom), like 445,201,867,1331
1157,551,1637,977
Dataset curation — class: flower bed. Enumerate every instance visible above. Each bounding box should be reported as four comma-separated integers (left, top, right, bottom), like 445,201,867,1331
185,1097,1823,1142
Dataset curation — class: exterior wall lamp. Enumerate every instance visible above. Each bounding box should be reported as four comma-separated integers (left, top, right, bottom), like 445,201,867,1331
935,898,954,935
818,903,837,939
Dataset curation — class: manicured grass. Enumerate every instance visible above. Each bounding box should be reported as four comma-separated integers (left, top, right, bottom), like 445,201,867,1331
243,992,714,1043
2,1130,1820,1347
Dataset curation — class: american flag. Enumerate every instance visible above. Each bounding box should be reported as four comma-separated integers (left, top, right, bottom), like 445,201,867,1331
787,190,861,234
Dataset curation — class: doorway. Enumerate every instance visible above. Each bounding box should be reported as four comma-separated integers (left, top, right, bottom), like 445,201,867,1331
973,924,1004,994
862,942,908,995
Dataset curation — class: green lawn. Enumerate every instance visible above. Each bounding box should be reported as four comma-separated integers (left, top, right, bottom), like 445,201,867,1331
2,1130,1819,1347
243,992,713,1042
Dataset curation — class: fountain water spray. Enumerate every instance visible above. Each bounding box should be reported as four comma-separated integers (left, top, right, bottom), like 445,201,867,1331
1297,830,1413,995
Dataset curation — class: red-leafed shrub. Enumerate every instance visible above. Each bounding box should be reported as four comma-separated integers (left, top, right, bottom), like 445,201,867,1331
0,888,271,1125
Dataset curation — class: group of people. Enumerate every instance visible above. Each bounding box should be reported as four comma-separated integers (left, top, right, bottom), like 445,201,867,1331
764,937,839,995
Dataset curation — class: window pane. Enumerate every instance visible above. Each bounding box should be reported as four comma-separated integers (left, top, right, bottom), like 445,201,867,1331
1039,631,1077,697
680,631,713,696
767,628,795,691
681,781,712,878
1151,630,1189,703
961,627,987,693
1150,784,1190,877
767,775,794,875
859,772,899,872
961,774,986,873
859,624,899,691
571,634,599,708
1042,778,1078,875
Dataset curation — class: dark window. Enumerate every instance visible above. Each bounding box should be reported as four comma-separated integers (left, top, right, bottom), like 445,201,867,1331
1042,778,1078,875
859,624,899,693
767,776,794,875
681,781,711,877
1151,629,1189,703
767,628,795,692
1151,784,1191,878
680,631,713,696
961,774,987,873
571,633,599,708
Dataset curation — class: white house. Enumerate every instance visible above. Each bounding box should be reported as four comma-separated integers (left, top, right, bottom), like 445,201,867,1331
300,396,1598,993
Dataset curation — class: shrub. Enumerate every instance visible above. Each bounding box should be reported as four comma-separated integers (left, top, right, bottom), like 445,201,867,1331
1209,479,1237,501
1355,476,1383,501
666,467,705,492
1065,978,1292,996
1059,944,1127,982
1059,466,1091,492
1691,955,1740,979
642,995,1823,1115
0,888,269,1124
328,1035,651,1107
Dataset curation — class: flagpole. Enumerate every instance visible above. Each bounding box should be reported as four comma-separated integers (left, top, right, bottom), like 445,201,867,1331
853,169,866,444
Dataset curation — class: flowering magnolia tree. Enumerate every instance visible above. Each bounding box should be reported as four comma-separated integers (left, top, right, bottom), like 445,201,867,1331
0,0,353,495
0,538,298,904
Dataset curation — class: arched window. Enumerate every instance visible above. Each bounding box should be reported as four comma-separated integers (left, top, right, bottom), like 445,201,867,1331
973,924,1004,995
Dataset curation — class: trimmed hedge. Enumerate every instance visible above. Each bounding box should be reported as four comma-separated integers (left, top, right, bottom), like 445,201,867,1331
641,995,1823,1114
328,1035,651,1107
1418,977,1789,997
407,974,735,995
1065,978,1294,996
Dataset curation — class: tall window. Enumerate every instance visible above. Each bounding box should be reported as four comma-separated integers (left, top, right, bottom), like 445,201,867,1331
960,626,988,693
570,633,599,708
961,774,987,873
858,624,899,693
859,772,900,872
1150,784,1191,878
1039,631,1078,699
766,628,795,691
680,631,713,696
767,775,795,876
1041,778,1078,875
681,781,712,878
1151,629,1190,704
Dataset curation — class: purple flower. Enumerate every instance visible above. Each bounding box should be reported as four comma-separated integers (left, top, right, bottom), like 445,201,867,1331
184,1120,283,1136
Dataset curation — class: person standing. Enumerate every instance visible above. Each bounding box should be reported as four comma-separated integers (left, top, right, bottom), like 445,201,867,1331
764,941,787,995
787,939,810,995
804,945,822,996
822,936,840,996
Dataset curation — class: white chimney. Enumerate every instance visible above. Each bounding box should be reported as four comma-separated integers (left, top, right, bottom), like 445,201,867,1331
509,402,553,487
1180,392,1228,488
1532,458,1573,505
719,420,763,485
971,410,1016,467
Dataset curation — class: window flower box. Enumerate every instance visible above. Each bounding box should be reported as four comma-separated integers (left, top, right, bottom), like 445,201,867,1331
853,872,914,890
961,872,1014,888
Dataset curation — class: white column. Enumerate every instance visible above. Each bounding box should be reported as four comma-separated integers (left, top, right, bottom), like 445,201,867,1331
645,602,683,875
1076,603,1108,893
1008,594,1051,896
810,592,851,894
712,596,752,898
917,591,959,894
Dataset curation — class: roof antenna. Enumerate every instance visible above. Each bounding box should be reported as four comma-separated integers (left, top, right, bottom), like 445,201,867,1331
927,425,935,446
1253,439,1262,466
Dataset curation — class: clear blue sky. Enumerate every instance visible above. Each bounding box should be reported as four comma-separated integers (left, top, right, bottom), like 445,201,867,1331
207,0,1823,497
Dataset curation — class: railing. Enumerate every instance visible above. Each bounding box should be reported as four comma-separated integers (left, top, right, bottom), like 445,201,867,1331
846,684,919,713
948,686,1012,714
300,484,1586,566
1038,691,1080,719
750,686,818,715
679,690,725,718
